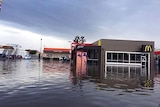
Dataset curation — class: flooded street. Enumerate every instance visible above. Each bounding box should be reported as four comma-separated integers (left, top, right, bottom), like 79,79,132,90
0,60,159,107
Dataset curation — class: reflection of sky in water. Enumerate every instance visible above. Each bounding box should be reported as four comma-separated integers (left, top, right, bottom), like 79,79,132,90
0,60,41,89
0,60,159,107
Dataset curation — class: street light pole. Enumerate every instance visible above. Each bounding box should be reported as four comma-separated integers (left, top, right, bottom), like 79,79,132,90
40,38,42,53
39,38,42,60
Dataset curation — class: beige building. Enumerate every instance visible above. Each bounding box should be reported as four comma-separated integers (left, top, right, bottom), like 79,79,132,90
43,48,70,60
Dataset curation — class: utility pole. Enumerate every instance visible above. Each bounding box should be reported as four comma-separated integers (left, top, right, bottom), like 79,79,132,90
39,38,42,60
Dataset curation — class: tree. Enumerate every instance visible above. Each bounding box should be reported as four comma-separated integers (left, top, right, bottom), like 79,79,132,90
29,50,37,55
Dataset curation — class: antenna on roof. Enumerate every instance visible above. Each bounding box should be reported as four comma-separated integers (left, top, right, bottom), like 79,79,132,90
73,35,86,44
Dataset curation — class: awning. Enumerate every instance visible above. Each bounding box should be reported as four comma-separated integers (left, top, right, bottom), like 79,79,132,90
44,48,70,53
155,51,160,55
0,45,14,49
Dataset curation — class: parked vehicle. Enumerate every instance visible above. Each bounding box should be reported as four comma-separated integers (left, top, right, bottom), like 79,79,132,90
64,56,70,61
24,55,31,59
59,56,70,61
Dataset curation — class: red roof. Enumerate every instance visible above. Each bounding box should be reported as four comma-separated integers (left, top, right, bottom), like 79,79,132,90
0,45,14,49
44,48,70,52
71,42,94,46
155,51,160,55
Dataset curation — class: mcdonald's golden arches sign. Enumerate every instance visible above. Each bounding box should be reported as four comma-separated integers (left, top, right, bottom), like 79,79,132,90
142,45,153,52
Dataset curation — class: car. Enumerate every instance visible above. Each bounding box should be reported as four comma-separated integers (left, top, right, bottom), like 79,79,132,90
59,56,64,60
24,55,31,59
64,56,70,61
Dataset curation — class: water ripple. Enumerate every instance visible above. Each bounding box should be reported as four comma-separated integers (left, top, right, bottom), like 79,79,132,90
0,60,159,107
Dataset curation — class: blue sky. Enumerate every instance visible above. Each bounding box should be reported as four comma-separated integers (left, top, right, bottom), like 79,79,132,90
0,0,160,50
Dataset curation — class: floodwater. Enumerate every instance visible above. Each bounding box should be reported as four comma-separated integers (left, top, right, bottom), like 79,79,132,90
0,60,159,107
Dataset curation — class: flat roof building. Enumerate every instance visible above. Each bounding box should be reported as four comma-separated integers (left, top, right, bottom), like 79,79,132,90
93,39,154,80
71,39,154,84
43,48,70,60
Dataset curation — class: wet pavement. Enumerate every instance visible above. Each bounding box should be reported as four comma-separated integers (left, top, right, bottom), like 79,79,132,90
0,60,159,107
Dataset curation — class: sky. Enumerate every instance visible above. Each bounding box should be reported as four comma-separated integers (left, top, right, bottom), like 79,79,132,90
0,0,160,51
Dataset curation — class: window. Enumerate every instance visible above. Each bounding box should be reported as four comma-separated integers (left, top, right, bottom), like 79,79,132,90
130,54,135,63
124,53,129,63
118,53,123,62
113,53,117,62
95,50,98,59
106,51,144,64
87,49,99,59
135,54,141,63
107,53,111,62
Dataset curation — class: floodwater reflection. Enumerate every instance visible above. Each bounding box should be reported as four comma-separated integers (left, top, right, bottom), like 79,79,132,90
0,60,159,107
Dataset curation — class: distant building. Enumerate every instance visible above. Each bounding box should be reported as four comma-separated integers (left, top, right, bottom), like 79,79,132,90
25,49,39,59
43,48,70,60
154,49,160,56
154,49,160,65
0,44,22,59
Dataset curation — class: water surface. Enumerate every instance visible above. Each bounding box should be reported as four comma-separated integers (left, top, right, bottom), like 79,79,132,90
0,60,159,107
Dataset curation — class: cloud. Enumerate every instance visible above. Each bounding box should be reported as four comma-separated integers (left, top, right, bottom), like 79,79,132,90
0,21,71,50
0,0,160,48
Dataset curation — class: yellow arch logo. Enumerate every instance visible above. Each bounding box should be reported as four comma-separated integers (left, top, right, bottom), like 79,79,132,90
144,80,152,87
98,40,101,46
144,45,152,52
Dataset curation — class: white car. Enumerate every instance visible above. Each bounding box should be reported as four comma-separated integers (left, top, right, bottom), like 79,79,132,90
59,57,63,60
24,55,31,59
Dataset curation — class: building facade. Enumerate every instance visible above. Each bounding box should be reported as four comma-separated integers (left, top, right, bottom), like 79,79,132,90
71,39,154,87
93,39,154,80
43,48,70,60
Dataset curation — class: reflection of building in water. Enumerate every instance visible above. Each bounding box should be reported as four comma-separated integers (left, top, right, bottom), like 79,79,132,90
71,39,154,81
0,60,14,75
42,60,69,74
105,65,142,80
98,78,142,89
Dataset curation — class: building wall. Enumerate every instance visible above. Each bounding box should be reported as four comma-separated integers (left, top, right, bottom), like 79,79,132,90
43,52,70,59
93,39,154,80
